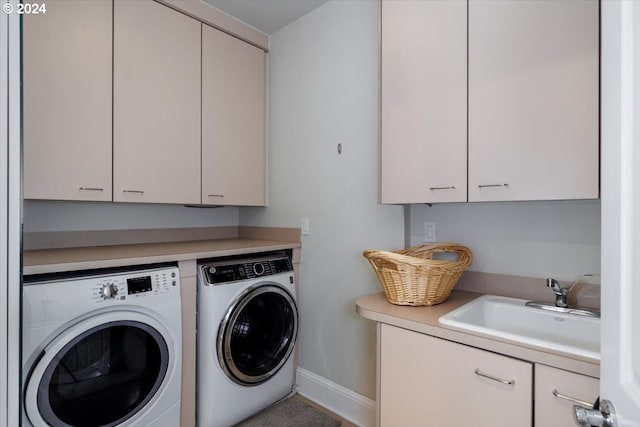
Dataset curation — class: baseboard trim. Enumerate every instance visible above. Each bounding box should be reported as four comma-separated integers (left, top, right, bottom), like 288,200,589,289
296,367,376,427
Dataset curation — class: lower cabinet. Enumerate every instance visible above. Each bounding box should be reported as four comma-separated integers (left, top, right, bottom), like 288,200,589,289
534,364,599,427
379,324,599,427
379,324,533,427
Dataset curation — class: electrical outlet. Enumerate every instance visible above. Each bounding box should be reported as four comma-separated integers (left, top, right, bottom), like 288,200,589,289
301,218,310,235
424,222,436,242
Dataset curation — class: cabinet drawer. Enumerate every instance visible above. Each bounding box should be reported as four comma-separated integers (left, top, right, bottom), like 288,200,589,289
380,324,532,427
535,364,599,427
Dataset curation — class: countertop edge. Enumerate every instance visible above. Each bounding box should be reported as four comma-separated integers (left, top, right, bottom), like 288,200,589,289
356,291,600,378
23,239,301,275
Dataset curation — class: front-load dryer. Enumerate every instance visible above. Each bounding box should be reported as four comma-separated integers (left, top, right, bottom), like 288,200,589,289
197,253,298,427
22,265,182,427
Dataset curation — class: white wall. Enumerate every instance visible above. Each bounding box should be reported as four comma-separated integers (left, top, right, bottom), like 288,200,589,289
409,200,601,281
240,0,405,400
23,200,239,231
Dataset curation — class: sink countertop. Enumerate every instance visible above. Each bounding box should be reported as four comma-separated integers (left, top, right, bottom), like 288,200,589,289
23,238,301,275
356,291,600,378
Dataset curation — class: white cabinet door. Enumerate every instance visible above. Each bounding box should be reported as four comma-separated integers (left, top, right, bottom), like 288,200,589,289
468,0,599,202
535,364,599,427
379,324,532,427
201,24,266,206
380,0,467,204
114,0,201,204
23,0,112,201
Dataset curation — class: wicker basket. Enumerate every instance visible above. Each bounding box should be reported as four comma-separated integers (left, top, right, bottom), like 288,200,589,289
363,243,473,306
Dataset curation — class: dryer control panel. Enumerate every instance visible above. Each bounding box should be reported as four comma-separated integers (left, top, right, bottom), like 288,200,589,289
201,255,293,285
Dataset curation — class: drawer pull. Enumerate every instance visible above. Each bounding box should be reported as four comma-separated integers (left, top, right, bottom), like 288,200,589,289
123,190,144,194
429,186,456,191
552,389,593,408
474,368,515,385
478,183,509,189
79,187,104,191
208,194,224,198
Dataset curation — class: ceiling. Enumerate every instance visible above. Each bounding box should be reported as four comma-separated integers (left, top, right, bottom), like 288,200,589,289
202,0,328,34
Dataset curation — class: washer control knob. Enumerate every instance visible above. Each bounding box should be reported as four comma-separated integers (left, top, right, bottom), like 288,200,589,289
253,262,265,276
100,283,119,300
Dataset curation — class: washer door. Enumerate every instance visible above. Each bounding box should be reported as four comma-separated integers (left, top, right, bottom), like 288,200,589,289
218,284,298,385
24,311,171,427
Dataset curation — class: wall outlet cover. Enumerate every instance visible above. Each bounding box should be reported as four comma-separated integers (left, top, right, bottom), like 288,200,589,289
424,221,436,243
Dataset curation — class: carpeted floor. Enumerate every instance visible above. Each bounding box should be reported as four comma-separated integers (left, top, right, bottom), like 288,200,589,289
234,396,342,427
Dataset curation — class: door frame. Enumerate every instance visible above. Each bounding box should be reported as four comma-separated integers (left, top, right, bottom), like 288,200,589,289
1,1,22,425
601,0,640,425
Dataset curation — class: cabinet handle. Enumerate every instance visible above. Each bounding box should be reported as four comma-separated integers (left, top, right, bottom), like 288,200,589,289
478,183,509,188
208,194,224,198
79,187,104,191
474,368,515,385
123,190,144,194
552,389,593,408
429,186,456,191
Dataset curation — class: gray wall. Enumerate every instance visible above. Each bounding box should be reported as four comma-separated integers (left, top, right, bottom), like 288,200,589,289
239,0,405,400
409,200,601,282
23,200,239,231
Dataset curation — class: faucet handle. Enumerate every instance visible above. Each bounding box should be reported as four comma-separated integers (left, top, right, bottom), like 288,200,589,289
546,278,567,295
547,277,570,308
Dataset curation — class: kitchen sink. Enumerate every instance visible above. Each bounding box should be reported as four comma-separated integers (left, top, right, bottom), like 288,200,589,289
438,295,600,361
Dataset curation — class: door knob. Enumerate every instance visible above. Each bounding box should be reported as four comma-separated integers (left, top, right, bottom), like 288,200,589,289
574,399,616,427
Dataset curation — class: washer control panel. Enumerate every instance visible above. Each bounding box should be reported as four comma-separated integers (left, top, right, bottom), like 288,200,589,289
99,282,120,300
23,266,180,316
90,267,179,303
201,255,293,285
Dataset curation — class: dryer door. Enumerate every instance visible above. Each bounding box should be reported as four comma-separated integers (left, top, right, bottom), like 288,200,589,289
24,311,172,427
218,284,298,385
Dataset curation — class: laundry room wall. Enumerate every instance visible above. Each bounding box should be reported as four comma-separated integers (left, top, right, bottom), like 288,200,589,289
239,0,405,402
408,201,601,282
23,200,239,231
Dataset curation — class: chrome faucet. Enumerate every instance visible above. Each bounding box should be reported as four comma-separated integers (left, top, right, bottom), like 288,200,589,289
547,278,569,308
525,277,600,317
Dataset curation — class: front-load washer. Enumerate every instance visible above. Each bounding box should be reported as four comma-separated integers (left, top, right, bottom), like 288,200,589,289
197,252,298,427
22,264,182,427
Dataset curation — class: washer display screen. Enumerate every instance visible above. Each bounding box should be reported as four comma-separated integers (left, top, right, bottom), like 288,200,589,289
127,276,152,294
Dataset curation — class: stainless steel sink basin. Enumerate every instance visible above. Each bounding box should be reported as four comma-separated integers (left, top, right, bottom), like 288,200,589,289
438,295,600,361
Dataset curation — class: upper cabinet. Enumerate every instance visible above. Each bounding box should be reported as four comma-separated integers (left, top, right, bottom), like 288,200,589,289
202,24,266,206
468,0,599,202
23,0,266,206
380,0,599,204
113,0,201,205
380,0,467,204
23,0,113,202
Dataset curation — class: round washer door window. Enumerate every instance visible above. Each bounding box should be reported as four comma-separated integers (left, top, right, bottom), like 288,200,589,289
218,284,298,385
24,314,170,427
